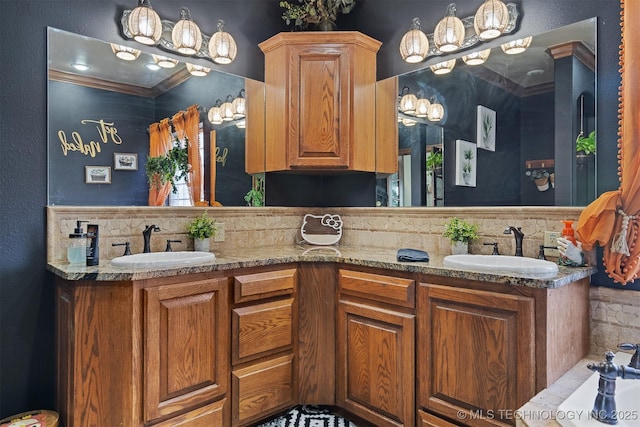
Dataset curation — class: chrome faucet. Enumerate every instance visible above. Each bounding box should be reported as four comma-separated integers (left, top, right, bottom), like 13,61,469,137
143,225,160,253
503,226,524,257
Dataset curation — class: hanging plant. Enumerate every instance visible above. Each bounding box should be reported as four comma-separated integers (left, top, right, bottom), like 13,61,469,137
145,137,190,193
426,151,443,172
244,177,265,207
576,130,596,155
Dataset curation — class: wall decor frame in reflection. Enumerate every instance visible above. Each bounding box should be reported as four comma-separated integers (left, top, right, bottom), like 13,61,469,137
477,105,496,151
113,153,138,171
85,166,111,184
455,140,476,187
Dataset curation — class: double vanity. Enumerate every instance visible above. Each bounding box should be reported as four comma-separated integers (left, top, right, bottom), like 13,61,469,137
48,245,594,427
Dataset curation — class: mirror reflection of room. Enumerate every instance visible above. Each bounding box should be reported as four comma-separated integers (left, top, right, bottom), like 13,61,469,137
383,18,596,207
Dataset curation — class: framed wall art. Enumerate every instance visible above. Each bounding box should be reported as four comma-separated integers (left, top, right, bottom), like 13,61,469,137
455,140,477,187
85,166,111,184
113,153,138,171
477,105,496,151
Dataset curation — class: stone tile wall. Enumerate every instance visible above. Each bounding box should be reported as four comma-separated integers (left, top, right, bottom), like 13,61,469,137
590,285,640,355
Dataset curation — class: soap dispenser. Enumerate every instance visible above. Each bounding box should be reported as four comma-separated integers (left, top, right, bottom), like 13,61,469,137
67,220,88,265
561,220,577,245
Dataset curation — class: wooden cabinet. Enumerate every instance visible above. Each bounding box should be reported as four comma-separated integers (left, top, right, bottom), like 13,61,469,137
231,267,297,426
56,275,230,427
418,283,535,426
257,32,395,173
143,277,229,423
337,269,416,427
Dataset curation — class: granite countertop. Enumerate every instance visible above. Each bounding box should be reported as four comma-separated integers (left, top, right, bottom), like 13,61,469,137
47,245,596,288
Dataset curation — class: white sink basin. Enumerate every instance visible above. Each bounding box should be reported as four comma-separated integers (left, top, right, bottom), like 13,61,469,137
111,251,215,268
443,254,559,276
558,352,640,426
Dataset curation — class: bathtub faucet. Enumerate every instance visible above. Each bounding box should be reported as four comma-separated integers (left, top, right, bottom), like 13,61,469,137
586,351,640,425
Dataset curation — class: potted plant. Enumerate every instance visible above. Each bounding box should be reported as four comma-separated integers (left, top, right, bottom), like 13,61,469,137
187,212,216,252
426,151,443,174
576,130,596,156
145,138,190,194
443,217,479,254
244,177,265,207
280,0,356,31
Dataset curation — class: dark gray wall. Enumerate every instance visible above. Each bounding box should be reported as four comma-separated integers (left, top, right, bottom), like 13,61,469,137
0,0,623,418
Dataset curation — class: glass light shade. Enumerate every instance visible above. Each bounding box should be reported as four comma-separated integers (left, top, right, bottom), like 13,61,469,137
433,5,465,53
110,43,141,61
399,92,418,115
428,102,445,122
501,36,533,54
401,118,417,127
399,18,429,64
209,21,237,65
220,97,235,121
208,106,223,124
128,0,162,45
186,63,210,76
152,54,179,68
235,119,246,129
474,0,509,40
415,98,431,118
462,48,491,65
171,8,202,55
430,59,456,75
232,96,246,119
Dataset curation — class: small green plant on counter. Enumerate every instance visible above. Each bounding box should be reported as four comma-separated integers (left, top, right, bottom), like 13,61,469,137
187,213,217,239
443,217,479,243
244,177,265,207
576,130,596,155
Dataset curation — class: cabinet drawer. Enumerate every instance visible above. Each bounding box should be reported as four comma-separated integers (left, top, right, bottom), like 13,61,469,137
152,399,226,427
234,268,296,303
232,298,294,364
232,354,295,426
339,269,415,308
418,409,459,427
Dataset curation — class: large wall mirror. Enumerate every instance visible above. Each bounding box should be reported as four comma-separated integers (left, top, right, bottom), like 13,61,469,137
380,18,596,207
47,27,256,206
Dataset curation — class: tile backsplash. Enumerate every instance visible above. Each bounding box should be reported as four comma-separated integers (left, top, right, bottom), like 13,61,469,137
48,205,639,357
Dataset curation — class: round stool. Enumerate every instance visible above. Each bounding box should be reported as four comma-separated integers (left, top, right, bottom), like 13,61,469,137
0,410,59,427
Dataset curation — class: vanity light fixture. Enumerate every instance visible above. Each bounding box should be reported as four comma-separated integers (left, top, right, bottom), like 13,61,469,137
145,63,161,71
220,95,235,121
474,0,510,40
399,87,418,115
415,93,431,118
428,98,445,122
231,89,246,119
172,8,202,55
121,3,237,65
110,43,141,61
399,18,429,64
430,59,456,75
235,119,246,129
501,36,532,54
433,3,465,53
152,54,179,68
462,48,491,65
401,118,417,127
186,63,210,76
127,0,162,45
208,100,223,125
209,20,237,65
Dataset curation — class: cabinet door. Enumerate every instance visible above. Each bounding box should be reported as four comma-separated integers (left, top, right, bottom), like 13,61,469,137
144,278,229,422
288,45,351,169
418,284,535,426
337,299,415,427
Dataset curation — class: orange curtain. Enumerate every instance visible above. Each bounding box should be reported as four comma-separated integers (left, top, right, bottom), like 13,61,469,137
185,105,203,206
576,0,640,284
148,118,173,206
